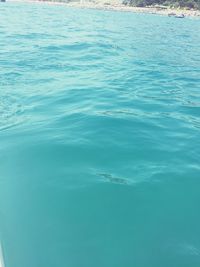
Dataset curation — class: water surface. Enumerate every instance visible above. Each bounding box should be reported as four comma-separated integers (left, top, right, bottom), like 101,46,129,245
0,2,200,267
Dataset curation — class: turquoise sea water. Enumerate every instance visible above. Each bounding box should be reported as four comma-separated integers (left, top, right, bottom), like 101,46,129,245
0,2,200,266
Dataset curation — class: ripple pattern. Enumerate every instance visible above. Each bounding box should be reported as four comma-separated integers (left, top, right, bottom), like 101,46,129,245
0,2,200,267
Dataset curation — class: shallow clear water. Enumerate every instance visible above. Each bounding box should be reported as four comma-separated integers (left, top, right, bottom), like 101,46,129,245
0,2,200,266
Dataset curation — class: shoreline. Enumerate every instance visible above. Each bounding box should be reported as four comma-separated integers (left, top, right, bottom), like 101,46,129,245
9,0,200,17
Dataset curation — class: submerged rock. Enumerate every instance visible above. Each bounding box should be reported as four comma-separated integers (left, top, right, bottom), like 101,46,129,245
98,173,130,185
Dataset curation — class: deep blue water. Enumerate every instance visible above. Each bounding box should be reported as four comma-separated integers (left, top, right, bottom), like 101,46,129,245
0,2,200,267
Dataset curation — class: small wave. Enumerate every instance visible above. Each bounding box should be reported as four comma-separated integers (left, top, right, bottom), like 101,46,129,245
176,242,200,256
0,95,25,132
40,41,123,54
7,32,52,40
41,43,93,52
182,244,200,256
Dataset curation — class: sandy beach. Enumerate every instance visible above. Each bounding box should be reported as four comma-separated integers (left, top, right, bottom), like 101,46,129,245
10,0,200,17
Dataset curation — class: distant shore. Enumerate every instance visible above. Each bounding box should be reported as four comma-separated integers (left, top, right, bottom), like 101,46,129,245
10,0,200,17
